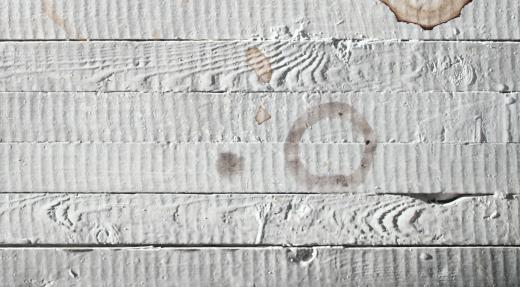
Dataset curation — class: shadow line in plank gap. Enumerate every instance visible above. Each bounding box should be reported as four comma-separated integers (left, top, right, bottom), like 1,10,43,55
0,244,518,249
0,38,519,43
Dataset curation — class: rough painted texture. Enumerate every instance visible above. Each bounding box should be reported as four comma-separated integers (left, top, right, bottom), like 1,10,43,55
0,0,518,40
0,142,518,194
0,92,516,144
1,247,519,286
0,41,518,92
0,193,517,245
0,0,519,285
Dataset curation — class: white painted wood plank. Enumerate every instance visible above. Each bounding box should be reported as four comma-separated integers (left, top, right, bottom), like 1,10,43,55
0,0,518,40
0,193,517,245
0,92,516,144
0,142,518,194
0,41,518,93
1,247,518,286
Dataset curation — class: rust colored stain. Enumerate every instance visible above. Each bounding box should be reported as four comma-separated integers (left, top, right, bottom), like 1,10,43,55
217,152,244,176
381,0,472,30
284,102,377,190
152,30,162,39
255,104,272,125
245,47,273,84
42,0,86,39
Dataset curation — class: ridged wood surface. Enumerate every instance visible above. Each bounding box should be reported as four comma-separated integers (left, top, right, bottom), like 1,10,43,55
0,0,518,285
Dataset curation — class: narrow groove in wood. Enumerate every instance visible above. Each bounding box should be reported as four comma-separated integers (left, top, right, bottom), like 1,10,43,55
0,244,519,248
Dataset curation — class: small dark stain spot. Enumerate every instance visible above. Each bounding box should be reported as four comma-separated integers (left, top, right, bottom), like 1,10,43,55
365,140,370,145
69,269,79,279
287,248,317,266
338,112,343,116
406,193,467,205
217,152,244,176
420,252,433,261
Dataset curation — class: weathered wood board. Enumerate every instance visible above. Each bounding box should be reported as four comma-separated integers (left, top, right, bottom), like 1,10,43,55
0,193,517,245
0,0,518,40
1,247,519,286
0,41,518,93
0,92,517,144
1,142,518,193
1,0,519,285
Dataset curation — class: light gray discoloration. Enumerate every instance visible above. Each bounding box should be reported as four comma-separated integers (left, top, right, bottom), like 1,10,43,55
0,193,518,245
285,102,376,189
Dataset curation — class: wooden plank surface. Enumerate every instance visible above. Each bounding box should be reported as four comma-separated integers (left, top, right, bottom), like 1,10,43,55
0,41,518,93
0,0,518,40
1,142,518,194
1,247,518,286
1,1,518,285
0,193,517,245
0,92,517,144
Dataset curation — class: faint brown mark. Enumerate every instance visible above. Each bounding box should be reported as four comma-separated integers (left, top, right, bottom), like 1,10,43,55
380,0,472,30
42,0,87,39
284,102,377,189
246,47,273,83
217,152,244,176
152,30,162,39
255,104,272,125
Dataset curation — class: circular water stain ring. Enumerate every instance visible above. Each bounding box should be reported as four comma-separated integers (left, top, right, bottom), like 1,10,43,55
380,0,473,30
284,102,377,189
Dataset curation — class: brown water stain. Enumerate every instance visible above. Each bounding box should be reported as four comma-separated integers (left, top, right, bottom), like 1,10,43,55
255,104,272,125
246,47,273,83
381,0,472,30
42,0,86,39
217,152,244,176
284,102,377,190
152,30,162,39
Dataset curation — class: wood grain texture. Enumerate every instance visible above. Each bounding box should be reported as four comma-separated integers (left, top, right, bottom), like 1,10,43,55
0,92,516,144
0,193,517,245
1,247,519,286
0,142,518,194
0,41,518,93
0,0,518,40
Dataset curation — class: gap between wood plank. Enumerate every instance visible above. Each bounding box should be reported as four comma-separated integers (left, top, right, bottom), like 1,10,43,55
0,244,519,249
1,39,520,43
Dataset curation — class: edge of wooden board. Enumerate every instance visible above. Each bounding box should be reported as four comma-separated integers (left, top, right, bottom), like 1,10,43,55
1,247,519,286
0,0,518,40
0,40,518,93
0,193,517,245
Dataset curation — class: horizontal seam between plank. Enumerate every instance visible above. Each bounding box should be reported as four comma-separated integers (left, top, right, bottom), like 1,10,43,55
0,244,518,249
0,39,519,43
